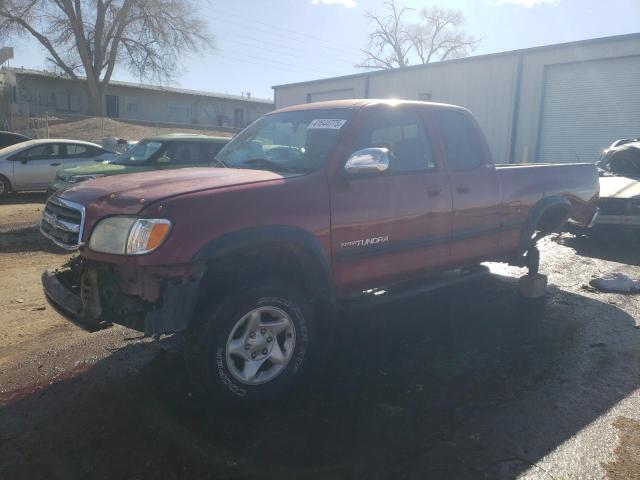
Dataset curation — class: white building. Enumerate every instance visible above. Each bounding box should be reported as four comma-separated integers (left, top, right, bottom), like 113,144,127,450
0,67,273,128
273,33,640,164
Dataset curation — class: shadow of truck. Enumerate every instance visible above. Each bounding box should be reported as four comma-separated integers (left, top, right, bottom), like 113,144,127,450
0,273,638,479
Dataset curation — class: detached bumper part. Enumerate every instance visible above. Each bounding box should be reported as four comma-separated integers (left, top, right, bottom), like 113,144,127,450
42,270,82,317
143,279,200,335
42,265,201,335
41,269,105,331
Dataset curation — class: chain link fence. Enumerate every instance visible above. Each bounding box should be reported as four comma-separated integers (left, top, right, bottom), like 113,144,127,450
3,112,239,146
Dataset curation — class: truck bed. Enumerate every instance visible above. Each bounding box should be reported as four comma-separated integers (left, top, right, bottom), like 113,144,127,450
496,162,599,226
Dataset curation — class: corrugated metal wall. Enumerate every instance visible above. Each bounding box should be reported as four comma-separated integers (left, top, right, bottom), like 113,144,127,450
537,55,640,163
273,34,640,164
366,54,518,164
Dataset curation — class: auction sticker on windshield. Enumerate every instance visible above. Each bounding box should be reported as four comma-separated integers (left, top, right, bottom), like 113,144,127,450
308,119,347,130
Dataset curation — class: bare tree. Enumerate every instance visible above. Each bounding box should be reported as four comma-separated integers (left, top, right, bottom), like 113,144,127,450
409,6,478,64
357,0,412,70
358,1,479,70
0,0,213,115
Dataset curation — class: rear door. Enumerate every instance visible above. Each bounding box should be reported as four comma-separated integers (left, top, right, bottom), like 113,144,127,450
331,106,453,294
62,144,106,168
431,109,502,265
12,143,64,189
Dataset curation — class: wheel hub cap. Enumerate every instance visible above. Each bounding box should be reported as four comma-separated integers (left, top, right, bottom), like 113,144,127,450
225,306,296,385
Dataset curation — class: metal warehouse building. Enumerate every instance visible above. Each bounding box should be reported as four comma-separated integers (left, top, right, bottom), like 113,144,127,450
273,33,640,164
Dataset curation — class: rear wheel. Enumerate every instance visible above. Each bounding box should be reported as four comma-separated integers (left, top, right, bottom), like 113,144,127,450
0,176,10,198
186,282,314,403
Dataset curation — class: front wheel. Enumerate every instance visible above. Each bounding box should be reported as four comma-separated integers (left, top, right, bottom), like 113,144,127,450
186,283,314,403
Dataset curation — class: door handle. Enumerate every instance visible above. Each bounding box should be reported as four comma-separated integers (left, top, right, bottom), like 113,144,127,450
456,185,470,194
50,162,61,167
427,187,442,197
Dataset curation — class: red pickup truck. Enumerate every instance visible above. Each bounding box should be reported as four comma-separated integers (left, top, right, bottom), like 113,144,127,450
41,100,599,402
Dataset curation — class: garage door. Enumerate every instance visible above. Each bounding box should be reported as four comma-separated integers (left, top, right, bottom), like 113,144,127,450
308,88,355,103
538,55,640,163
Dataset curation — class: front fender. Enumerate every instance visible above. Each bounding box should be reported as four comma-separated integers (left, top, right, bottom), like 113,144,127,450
193,225,335,303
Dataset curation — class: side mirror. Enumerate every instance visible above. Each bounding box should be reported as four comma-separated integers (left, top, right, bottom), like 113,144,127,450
156,155,171,164
19,155,28,164
344,148,390,176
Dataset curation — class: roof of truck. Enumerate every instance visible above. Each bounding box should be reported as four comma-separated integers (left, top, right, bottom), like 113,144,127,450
141,134,231,143
271,99,467,114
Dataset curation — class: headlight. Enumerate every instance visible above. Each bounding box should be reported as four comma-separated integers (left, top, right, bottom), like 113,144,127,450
89,217,171,255
69,174,105,184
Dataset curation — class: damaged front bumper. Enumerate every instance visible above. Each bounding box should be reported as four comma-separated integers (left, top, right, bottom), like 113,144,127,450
42,258,203,336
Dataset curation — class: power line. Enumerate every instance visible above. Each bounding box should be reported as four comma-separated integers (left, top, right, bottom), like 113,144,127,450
216,50,342,78
219,36,356,69
214,52,339,79
221,48,340,76
212,7,363,53
208,13,362,58
212,25,358,65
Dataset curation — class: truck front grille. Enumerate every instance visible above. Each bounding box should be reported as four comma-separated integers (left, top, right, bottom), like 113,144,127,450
40,196,85,250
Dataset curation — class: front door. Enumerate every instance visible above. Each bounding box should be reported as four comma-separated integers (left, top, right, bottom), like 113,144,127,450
12,143,64,189
106,95,119,118
431,109,502,265
330,106,453,295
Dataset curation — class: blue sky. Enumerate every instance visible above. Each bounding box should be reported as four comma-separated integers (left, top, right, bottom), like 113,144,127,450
7,0,640,100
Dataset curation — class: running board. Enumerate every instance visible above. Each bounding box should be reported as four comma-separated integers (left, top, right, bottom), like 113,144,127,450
337,265,491,309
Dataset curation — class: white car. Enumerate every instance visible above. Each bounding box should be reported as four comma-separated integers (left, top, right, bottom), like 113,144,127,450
0,139,117,197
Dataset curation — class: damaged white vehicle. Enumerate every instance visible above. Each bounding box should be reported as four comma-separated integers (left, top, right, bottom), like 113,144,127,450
596,138,640,228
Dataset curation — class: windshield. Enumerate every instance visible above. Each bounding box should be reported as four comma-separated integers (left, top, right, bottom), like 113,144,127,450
114,140,163,165
216,108,354,173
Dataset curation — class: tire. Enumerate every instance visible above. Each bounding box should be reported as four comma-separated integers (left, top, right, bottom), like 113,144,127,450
0,175,10,198
186,282,314,404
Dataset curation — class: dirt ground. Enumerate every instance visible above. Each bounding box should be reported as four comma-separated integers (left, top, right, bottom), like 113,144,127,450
1,193,639,479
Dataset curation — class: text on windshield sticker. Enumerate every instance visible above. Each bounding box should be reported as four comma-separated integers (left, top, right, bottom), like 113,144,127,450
307,119,347,130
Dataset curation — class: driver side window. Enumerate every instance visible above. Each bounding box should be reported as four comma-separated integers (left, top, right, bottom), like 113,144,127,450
356,109,434,172
23,144,61,160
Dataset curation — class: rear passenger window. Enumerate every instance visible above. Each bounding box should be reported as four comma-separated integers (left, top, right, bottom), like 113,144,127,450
201,142,225,162
434,110,484,171
66,144,90,157
358,109,434,172
164,142,201,165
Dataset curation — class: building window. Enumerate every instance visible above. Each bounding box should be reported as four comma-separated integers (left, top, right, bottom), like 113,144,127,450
234,108,245,127
125,97,138,114
167,102,191,121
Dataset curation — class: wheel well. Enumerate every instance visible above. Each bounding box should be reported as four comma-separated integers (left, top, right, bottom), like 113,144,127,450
0,173,11,191
197,242,332,308
535,204,570,234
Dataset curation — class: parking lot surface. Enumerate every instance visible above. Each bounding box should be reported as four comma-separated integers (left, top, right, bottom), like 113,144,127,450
0,194,639,479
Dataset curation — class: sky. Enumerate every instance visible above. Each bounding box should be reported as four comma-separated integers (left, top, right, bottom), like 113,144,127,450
5,0,640,101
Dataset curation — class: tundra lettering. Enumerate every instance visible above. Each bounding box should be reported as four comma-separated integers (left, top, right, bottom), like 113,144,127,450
341,236,389,248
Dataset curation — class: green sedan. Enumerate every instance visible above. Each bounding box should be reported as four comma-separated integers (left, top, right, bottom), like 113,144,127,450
47,133,230,196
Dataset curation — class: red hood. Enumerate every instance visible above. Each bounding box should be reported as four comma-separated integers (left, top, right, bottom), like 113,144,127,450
57,167,292,215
